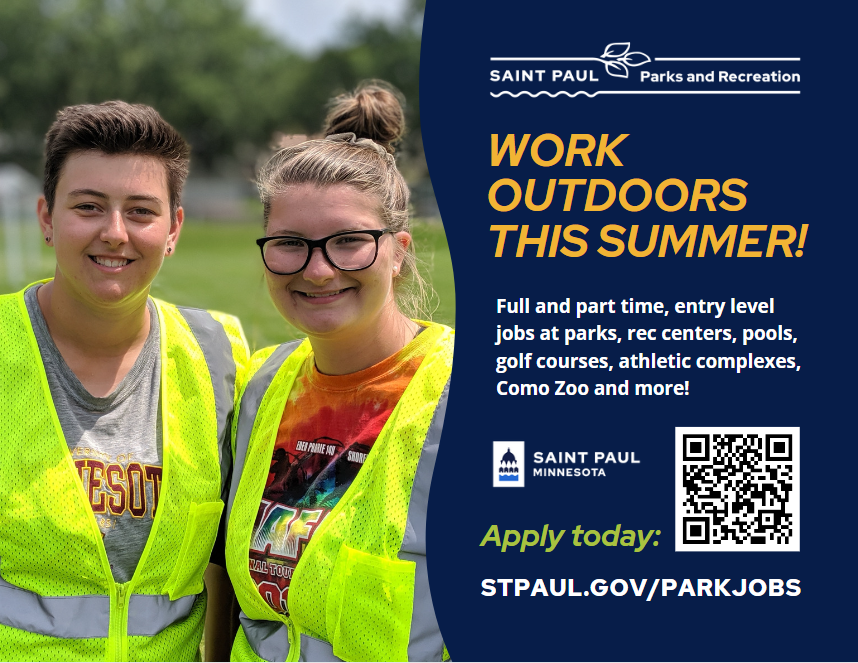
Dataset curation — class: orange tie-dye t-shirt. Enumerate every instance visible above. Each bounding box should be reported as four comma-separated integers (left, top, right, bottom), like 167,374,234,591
249,328,431,614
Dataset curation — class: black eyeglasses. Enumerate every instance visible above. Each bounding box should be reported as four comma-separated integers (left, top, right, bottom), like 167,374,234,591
256,229,394,275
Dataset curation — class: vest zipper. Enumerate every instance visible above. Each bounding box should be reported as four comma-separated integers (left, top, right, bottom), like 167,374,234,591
287,619,301,662
110,582,130,661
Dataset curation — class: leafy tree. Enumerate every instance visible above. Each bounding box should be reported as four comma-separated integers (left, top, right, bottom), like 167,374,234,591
0,0,301,172
0,0,427,183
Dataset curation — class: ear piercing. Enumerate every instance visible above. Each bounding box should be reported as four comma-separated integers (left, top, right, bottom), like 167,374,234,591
45,236,51,243
166,247,172,255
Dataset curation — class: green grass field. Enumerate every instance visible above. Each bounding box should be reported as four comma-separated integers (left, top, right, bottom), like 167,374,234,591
1,219,455,352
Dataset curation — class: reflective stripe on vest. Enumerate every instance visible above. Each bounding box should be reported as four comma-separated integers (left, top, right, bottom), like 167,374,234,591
236,614,343,663
229,328,452,662
179,307,238,500
401,380,448,663
0,572,197,638
238,611,289,662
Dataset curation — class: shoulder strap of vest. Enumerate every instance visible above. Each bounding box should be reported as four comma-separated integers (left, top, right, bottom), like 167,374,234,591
225,339,308,526
157,301,245,502
397,327,453,662
401,377,449,661
207,309,250,391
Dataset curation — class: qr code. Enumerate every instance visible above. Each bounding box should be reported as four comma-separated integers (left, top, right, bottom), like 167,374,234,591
675,427,800,552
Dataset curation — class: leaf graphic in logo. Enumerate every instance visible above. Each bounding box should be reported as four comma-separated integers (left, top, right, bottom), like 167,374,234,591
621,51,651,67
601,42,630,58
605,61,629,78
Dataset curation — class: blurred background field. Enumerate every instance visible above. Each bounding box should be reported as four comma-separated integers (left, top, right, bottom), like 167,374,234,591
0,0,452,351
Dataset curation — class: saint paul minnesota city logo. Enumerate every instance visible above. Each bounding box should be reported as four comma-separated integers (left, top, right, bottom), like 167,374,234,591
494,441,525,487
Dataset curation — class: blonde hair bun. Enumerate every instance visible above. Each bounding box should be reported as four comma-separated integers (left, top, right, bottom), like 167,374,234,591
323,80,405,154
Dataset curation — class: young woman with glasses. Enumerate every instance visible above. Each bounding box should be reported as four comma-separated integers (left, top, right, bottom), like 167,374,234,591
225,82,453,662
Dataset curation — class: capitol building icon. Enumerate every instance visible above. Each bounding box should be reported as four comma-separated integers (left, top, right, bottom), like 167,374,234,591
498,447,519,482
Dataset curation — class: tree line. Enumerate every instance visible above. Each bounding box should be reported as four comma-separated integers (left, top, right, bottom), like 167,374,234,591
0,0,424,178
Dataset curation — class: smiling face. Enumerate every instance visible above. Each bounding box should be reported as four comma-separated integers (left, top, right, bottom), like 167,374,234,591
264,183,410,343
38,151,182,311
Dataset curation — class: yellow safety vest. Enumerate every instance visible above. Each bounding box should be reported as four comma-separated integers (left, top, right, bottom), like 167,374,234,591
0,286,248,661
226,323,453,662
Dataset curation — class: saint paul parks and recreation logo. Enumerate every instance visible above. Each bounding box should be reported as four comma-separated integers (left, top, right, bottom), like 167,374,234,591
494,441,525,487
489,41,801,98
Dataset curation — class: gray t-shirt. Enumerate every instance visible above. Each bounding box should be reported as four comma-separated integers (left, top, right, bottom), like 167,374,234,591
25,285,162,583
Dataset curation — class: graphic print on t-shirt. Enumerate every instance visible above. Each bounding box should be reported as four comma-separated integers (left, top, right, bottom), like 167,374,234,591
249,332,430,614
72,446,163,532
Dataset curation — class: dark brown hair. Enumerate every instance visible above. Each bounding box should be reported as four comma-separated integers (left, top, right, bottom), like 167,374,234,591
43,101,190,219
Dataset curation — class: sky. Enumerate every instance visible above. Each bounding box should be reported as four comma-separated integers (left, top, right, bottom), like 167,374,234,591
244,0,410,55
